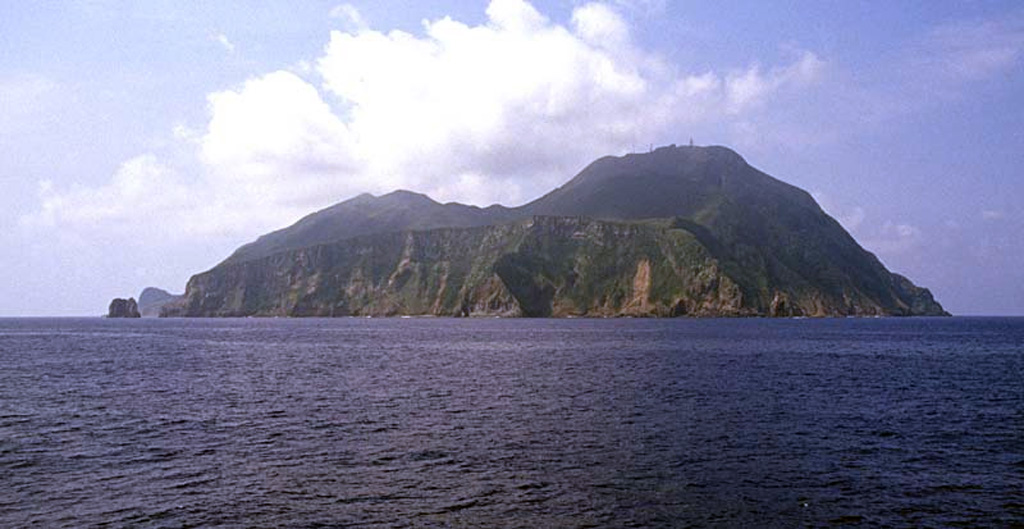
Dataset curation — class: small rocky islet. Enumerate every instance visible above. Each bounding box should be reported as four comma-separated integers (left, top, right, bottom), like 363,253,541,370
106,298,140,318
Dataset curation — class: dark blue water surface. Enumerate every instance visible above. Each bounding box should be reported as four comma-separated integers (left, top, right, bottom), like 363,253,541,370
0,317,1021,528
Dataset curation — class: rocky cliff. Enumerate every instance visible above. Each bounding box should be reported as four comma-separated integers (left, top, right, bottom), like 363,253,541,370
163,145,948,318
108,298,141,318
165,217,746,317
164,217,944,318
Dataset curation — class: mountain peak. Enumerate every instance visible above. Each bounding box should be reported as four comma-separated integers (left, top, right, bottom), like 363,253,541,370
378,189,437,205
615,144,747,166
523,143,770,221
221,188,515,265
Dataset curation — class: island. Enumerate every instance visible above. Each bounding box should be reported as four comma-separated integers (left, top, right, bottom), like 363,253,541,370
160,145,947,318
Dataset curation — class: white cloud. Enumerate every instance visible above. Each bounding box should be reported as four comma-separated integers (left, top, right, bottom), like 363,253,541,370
725,50,824,114
25,155,190,230
486,0,547,33
213,33,235,54
201,71,359,205
981,209,1005,220
311,0,665,204
20,152,309,241
29,0,827,238
573,3,630,48
172,123,199,142
329,4,367,32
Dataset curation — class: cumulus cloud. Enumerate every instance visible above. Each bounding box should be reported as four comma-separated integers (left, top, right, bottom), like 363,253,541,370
572,3,630,47
29,0,826,239
25,155,191,231
311,0,666,203
201,71,359,205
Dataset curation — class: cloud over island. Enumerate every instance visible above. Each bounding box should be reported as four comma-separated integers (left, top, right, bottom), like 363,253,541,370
23,0,824,240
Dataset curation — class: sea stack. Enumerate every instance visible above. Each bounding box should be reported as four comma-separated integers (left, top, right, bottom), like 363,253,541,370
108,298,141,318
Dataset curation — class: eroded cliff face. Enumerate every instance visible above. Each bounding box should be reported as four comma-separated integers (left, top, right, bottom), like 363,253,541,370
162,217,946,318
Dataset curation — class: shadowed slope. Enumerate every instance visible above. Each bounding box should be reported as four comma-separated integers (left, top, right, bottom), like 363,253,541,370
225,190,517,264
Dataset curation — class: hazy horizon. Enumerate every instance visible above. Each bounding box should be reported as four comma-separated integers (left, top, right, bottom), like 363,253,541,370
2,1,1022,316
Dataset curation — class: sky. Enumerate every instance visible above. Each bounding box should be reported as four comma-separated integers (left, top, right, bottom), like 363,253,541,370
2,0,1022,316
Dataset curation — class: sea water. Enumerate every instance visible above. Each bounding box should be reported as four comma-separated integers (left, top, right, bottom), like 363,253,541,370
1,317,1021,527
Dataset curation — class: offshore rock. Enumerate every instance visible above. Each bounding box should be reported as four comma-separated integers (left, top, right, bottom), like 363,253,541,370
108,298,141,318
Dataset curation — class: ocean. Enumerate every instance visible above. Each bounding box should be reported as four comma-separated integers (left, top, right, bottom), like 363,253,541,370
1,317,1021,527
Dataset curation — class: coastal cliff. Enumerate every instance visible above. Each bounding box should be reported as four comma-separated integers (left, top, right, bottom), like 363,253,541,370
164,217,748,317
163,217,944,318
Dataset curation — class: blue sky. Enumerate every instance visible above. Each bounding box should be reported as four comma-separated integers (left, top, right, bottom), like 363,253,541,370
2,0,1022,316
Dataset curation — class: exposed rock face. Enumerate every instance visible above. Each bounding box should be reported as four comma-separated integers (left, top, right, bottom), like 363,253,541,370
138,287,182,317
163,145,949,318
108,298,141,318
163,216,943,318
163,218,744,317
